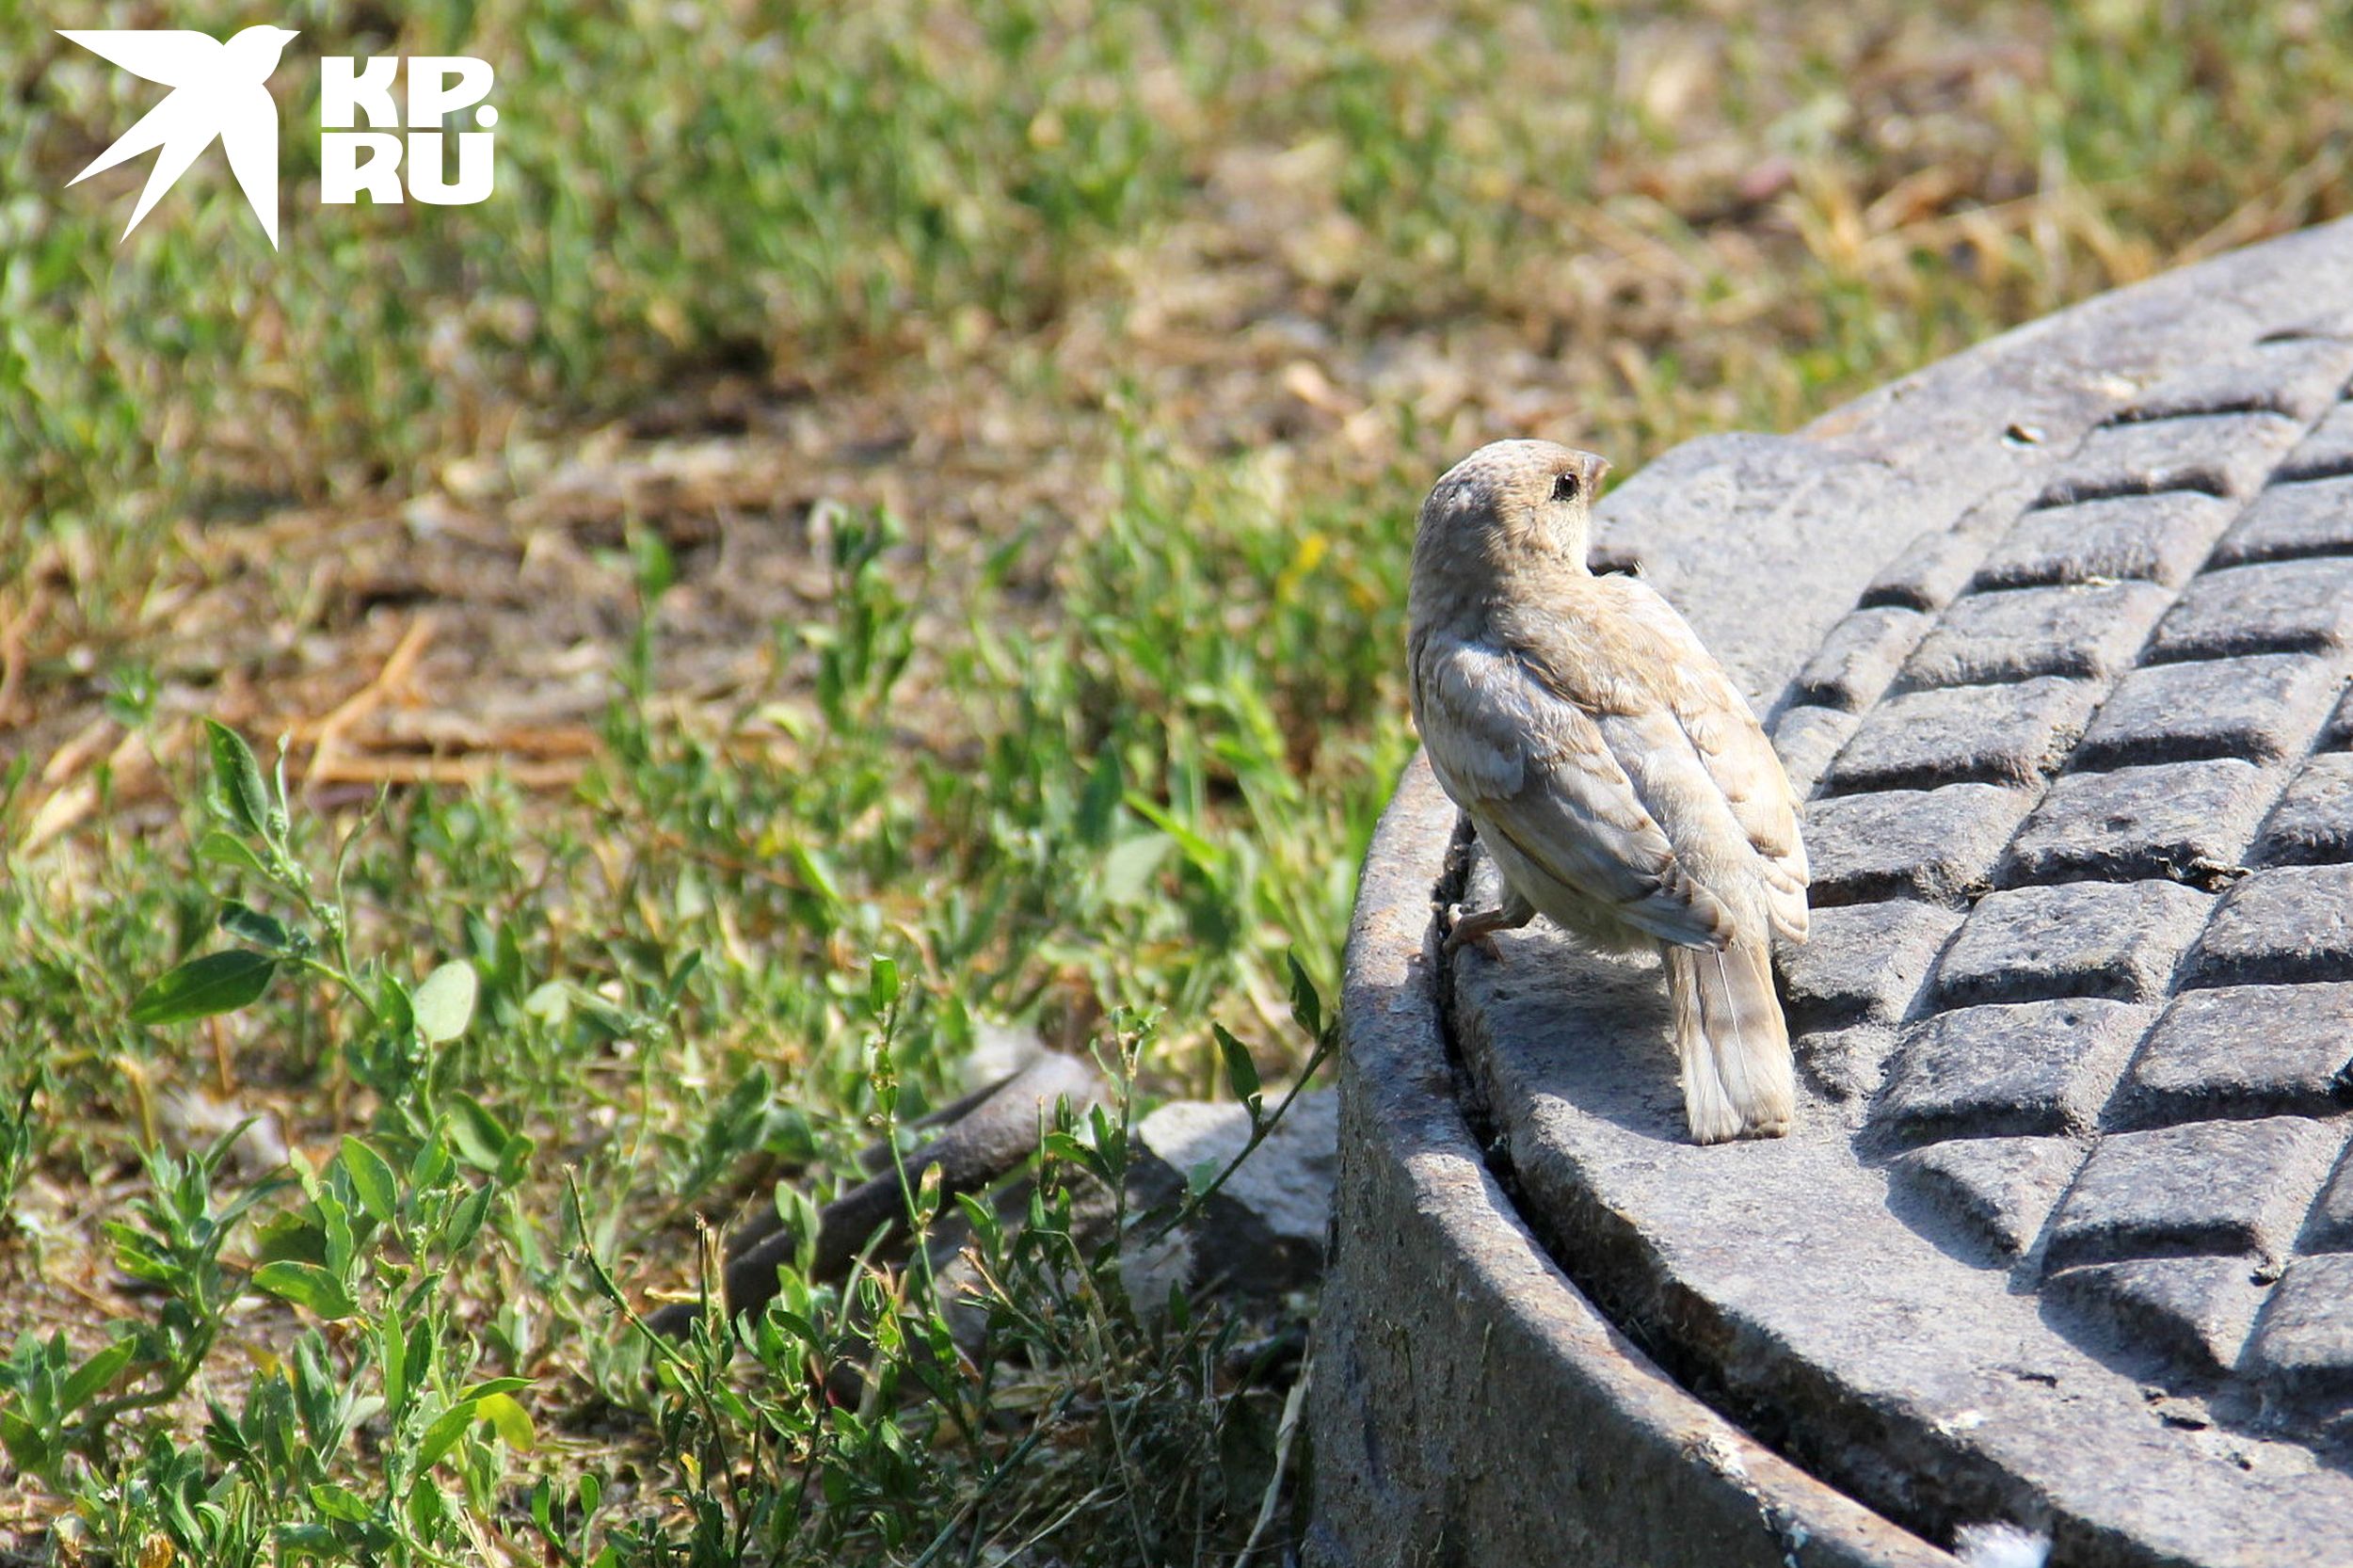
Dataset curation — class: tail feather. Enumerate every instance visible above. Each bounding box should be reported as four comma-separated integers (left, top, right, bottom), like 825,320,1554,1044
1665,936,1794,1144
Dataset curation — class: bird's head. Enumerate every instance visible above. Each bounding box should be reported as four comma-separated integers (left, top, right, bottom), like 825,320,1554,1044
226,24,300,69
1413,440,1610,581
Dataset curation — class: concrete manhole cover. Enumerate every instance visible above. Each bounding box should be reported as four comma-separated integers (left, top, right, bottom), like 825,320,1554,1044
1312,221,2353,1568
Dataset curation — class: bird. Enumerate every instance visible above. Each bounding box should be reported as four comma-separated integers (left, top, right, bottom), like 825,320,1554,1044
1407,440,1810,1144
60,25,300,248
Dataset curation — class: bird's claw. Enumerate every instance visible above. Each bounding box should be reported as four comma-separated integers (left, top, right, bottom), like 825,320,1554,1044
1443,907,1507,960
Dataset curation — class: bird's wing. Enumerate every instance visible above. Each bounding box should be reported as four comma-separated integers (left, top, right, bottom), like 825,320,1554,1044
1570,579,1811,941
218,83,280,248
1414,628,1735,948
58,30,222,87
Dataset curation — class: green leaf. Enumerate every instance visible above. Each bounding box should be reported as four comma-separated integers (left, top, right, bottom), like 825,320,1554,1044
315,1188,355,1275
375,973,415,1037
407,1476,448,1533
0,1408,52,1472
274,1525,339,1555
954,1192,1004,1255
446,1096,512,1172
415,1401,480,1471
129,950,276,1026
197,830,268,877
1076,746,1125,845
380,1316,409,1415
661,950,702,1008
251,1211,327,1266
412,962,478,1045
219,901,292,952
632,528,675,600
339,1137,397,1224
867,954,900,1015
1287,951,1324,1040
494,1129,536,1176
308,1481,371,1523
59,1339,135,1413
520,981,571,1023
409,1135,452,1192
205,719,272,839
406,1320,435,1395
1123,792,1221,871
251,1261,357,1320
1212,1022,1260,1103
788,841,841,907
1099,833,1172,904
475,1392,536,1450
443,1183,494,1252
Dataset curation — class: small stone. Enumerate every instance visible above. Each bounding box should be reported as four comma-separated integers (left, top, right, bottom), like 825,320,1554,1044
1905,583,2171,689
1779,900,1963,1028
2113,983,2353,1128
957,1017,1048,1093
1878,998,2151,1144
1893,1135,2085,1256
157,1088,290,1176
1976,491,2233,591
2004,760,2276,886
1132,1090,1337,1296
2257,751,2353,866
1935,881,2212,1007
2045,1116,2341,1270
1830,678,2102,794
1803,783,2035,906
2075,654,2339,767
2148,558,2353,662
2048,1256,2271,1375
2186,864,2353,986
2244,1254,2353,1403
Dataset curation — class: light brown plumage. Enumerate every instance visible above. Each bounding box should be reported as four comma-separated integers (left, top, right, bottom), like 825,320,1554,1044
1407,440,1809,1144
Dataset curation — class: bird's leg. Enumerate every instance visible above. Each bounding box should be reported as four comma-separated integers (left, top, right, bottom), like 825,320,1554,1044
1445,890,1536,958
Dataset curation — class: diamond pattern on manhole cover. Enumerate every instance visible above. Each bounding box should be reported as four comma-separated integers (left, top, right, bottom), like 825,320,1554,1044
1775,334,2353,1442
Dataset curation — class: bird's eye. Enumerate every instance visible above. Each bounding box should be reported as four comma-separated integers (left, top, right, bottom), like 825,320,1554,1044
1551,472,1579,503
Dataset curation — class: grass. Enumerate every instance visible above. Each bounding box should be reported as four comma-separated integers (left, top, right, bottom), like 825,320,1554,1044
4,0,2352,1562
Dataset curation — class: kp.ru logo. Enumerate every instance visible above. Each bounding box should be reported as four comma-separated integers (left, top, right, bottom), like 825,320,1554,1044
61,24,497,248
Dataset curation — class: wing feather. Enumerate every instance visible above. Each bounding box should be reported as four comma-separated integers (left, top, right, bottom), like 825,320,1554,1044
1414,630,1734,948
1515,581,1810,941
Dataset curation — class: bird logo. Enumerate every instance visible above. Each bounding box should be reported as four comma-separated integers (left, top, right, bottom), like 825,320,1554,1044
60,25,301,248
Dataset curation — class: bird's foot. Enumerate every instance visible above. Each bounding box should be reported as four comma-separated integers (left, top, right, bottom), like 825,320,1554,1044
1443,905,1515,959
